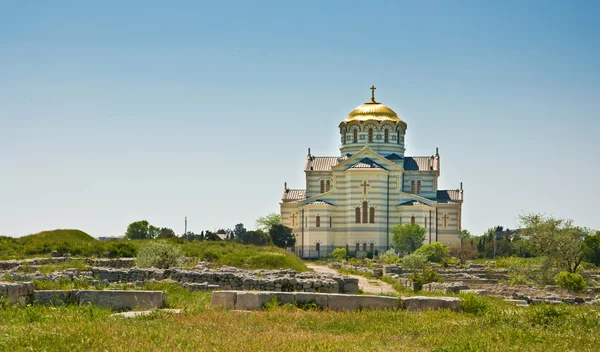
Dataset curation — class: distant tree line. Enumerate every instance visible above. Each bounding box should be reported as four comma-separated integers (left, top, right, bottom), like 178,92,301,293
123,213,296,249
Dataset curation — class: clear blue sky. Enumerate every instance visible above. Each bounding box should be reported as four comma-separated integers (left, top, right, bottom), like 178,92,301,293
1,0,599,238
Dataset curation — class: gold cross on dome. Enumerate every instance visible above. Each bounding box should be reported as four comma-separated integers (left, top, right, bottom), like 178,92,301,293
370,85,376,102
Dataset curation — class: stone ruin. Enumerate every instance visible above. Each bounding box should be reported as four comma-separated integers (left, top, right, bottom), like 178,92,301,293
0,257,360,310
335,260,600,306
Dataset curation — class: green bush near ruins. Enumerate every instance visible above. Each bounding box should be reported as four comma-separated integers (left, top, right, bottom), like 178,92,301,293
554,272,588,292
135,242,183,269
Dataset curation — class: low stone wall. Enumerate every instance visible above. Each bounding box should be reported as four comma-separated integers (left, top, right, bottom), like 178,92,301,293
422,282,469,294
3,266,360,294
0,257,135,271
0,281,34,305
33,290,166,310
212,291,462,311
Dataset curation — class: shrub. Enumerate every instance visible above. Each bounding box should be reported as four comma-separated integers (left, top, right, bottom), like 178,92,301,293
378,249,401,264
135,242,182,269
414,242,449,263
554,272,587,292
104,241,137,258
331,248,346,261
410,268,442,291
401,253,428,270
460,293,490,315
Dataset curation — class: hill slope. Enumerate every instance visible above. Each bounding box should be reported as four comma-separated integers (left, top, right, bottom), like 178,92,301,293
18,229,96,246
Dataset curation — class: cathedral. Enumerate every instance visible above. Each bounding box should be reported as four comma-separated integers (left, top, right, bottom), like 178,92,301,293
280,87,464,258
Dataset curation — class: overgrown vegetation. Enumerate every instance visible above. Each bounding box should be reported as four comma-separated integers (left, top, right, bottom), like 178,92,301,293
136,242,183,269
554,272,588,292
0,230,137,259
0,288,598,351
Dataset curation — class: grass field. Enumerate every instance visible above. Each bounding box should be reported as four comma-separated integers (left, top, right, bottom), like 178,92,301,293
0,284,598,351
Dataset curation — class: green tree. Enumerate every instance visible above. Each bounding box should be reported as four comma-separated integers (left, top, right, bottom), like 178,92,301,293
449,243,478,265
582,231,600,266
125,220,158,240
331,247,346,261
255,213,281,232
157,227,176,239
519,213,588,273
233,223,247,241
243,230,271,246
269,224,296,248
391,224,425,253
414,242,449,263
460,229,472,244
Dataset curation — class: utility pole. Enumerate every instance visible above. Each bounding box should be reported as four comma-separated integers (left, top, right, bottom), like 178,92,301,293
185,216,188,237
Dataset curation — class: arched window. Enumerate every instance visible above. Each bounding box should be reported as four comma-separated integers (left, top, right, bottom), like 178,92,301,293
369,207,375,223
316,242,320,252
370,243,374,252
397,131,400,144
417,180,422,194
356,243,360,252
353,130,358,143
411,180,416,194
329,216,332,227
363,243,367,251
362,201,368,223
325,180,331,192
411,215,416,225
316,216,320,228
320,180,325,193
343,132,346,144
384,129,389,143
368,128,373,143
355,208,361,223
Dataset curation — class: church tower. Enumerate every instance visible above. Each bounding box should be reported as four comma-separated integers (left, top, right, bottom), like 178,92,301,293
339,85,407,160
281,87,464,258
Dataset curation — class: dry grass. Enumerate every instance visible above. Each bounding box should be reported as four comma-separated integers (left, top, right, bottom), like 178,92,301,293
1,287,599,351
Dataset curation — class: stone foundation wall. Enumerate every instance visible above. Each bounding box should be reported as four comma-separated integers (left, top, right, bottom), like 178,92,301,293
3,266,360,294
212,290,462,311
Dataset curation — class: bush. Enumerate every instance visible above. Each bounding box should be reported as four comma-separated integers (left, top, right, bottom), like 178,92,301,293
414,242,449,263
135,242,183,269
401,253,428,270
378,249,401,264
410,268,442,291
331,248,346,261
554,272,587,292
104,241,137,258
460,293,490,315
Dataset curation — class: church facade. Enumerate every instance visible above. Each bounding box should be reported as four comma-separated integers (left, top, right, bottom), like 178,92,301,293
280,87,464,258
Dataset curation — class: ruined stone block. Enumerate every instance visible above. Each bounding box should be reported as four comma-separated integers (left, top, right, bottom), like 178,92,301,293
33,290,74,306
235,291,274,310
74,290,165,311
211,291,238,308
401,296,462,311
358,295,401,310
295,292,328,307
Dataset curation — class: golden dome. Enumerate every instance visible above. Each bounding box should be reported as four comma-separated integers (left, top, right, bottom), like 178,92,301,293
339,86,407,128
344,102,400,123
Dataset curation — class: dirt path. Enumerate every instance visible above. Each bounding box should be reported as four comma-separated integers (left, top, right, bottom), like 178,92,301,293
306,264,396,295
